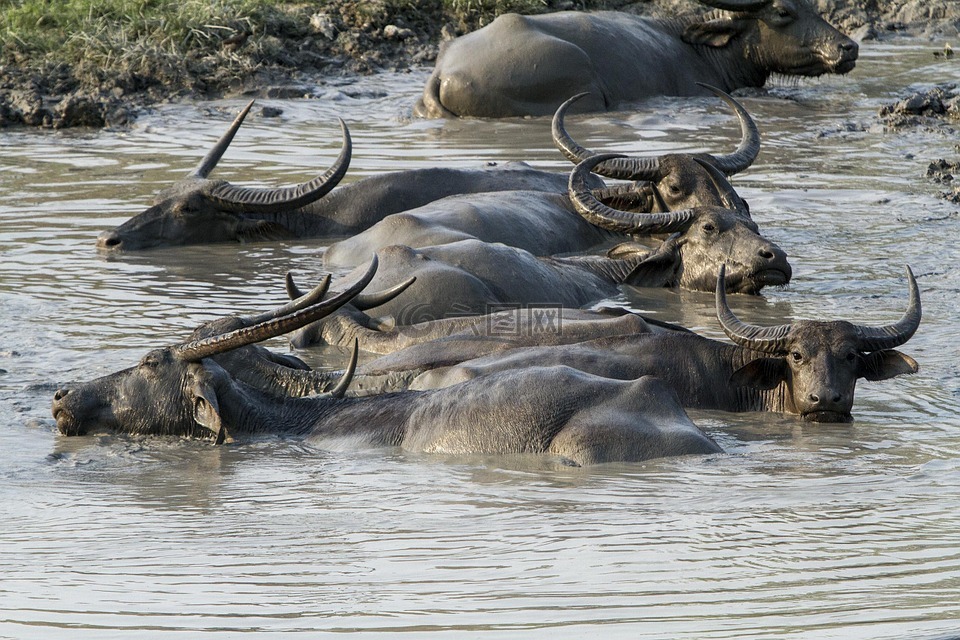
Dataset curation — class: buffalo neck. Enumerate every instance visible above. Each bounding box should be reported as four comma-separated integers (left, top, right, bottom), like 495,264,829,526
544,254,648,287
658,13,770,92
212,375,411,444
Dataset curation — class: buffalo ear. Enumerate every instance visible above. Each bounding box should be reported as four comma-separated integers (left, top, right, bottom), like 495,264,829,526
188,370,231,444
607,241,653,260
682,18,746,48
623,242,681,287
859,350,919,381
236,219,297,243
730,358,787,390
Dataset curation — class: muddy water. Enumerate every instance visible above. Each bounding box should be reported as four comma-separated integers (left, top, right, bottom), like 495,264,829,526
1,40,959,638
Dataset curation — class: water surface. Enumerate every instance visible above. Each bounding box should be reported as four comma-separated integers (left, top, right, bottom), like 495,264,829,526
1,40,959,639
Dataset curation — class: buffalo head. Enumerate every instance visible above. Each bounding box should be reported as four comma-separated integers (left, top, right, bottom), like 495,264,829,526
96,101,351,251
717,265,921,422
569,153,791,293
51,260,378,440
553,84,755,215
685,0,858,78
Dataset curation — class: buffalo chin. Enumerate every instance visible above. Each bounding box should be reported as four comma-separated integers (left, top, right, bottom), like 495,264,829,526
752,269,790,287
54,414,88,436
801,410,854,424
830,58,857,75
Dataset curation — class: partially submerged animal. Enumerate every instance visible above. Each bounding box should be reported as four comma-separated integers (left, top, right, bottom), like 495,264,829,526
353,266,920,424
51,259,720,466
415,0,858,118
290,184,791,351
95,101,578,251
326,86,759,268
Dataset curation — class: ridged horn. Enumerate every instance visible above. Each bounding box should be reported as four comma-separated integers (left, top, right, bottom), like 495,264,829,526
352,277,417,311
174,256,379,361
327,339,359,399
692,157,749,213
245,274,331,325
285,271,307,300
190,100,255,179
716,264,791,353
854,266,922,352
569,154,697,234
696,0,770,11
697,84,761,175
206,118,352,214
552,93,661,180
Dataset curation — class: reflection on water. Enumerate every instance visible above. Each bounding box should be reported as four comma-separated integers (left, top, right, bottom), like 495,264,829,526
1,41,959,639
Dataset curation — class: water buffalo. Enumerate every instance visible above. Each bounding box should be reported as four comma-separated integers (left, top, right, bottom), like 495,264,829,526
51,260,720,466
552,86,752,214
290,185,791,351
414,0,858,118
326,87,758,268
95,101,579,252
367,266,920,424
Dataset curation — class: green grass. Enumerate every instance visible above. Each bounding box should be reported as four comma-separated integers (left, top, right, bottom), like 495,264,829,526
0,0,621,95
1,0,300,79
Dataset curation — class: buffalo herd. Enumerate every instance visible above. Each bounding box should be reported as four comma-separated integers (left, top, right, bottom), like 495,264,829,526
52,0,923,466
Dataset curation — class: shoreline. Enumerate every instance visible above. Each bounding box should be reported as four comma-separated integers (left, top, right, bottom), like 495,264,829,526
1,0,958,129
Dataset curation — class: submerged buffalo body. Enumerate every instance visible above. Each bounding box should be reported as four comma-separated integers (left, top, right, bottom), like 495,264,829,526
331,88,762,269
291,211,790,350
51,260,719,466
96,100,576,252
358,267,921,424
416,0,858,118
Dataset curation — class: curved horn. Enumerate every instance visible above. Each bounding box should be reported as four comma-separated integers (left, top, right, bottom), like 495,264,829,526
696,84,760,175
327,339,359,399
696,0,770,11
716,264,791,353
206,118,352,214
285,271,307,300
854,266,922,352
190,100,255,179
552,93,661,181
245,273,331,325
569,154,697,234
692,157,749,213
352,277,417,311
174,256,380,361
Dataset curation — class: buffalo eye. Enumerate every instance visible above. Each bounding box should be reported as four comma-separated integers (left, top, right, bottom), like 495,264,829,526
139,353,162,371
702,223,717,233
791,351,803,363
845,351,857,362
773,3,794,21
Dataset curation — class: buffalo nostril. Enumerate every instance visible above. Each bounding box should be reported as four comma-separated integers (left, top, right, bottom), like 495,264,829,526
54,389,70,401
100,236,121,248
832,394,842,403
840,41,857,53
809,393,820,404
759,249,774,260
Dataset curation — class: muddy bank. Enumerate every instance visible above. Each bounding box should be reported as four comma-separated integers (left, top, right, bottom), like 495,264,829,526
1,0,959,129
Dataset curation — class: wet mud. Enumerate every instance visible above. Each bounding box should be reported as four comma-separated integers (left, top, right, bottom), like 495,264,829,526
2,0,959,129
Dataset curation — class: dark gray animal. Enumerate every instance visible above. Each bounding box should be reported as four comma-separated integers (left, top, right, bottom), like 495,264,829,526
51,263,720,467
290,303,666,357
291,198,790,350
326,86,758,268
95,102,578,251
551,86,753,216
415,0,858,118
364,266,920,424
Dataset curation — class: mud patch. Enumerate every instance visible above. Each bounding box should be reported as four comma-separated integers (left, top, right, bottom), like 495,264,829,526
877,84,960,131
927,158,960,204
